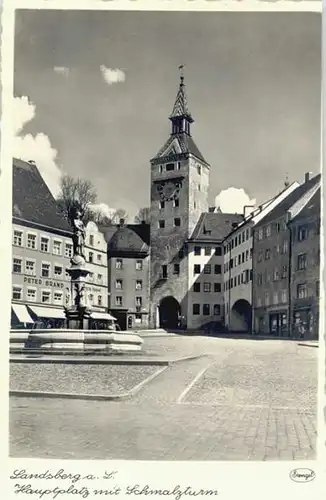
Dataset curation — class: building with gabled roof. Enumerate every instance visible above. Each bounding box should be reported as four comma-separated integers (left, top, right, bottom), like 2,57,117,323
252,172,321,338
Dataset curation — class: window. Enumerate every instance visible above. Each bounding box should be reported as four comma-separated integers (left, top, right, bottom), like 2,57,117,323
194,264,201,274
178,249,184,259
136,280,143,290
297,284,307,299
159,201,165,210
204,246,211,256
12,286,22,300
273,292,278,305
53,291,63,304
98,295,102,306
115,279,123,289
250,248,253,259
135,314,142,324
215,247,222,256
246,229,250,240
54,265,63,277
27,288,36,302
197,165,201,175
213,304,221,316
97,274,103,283
13,230,23,246
27,233,37,249
159,220,165,229
41,290,51,303
97,254,102,263
162,265,168,279
275,222,281,233
89,272,94,281
204,264,211,274
89,294,94,304
173,199,179,208
298,226,308,241
297,253,307,270
193,304,200,315
166,163,174,171
281,290,287,303
198,184,201,191
173,264,180,275
65,243,73,258
235,236,238,247
283,240,288,254
264,293,270,306
116,258,123,269
41,263,50,278
203,304,210,316
266,225,271,237
136,260,143,271
13,258,22,273
214,283,221,292
204,282,211,292
174,218,181,227
115,296,123,306
281,266,287,279
53,240,62,255
193,283,201,292
265,249,270,260
89,235,94,246
89,252,94,263
258,228,263,240
194,246,201,256
273,269,279,281
40,237,49,252
250,270,253,281
159,165,163,173
242,232,245,243
214,265,221,274
136,297,142,307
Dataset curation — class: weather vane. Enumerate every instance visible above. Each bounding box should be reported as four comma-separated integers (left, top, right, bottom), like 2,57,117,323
179,64,185,84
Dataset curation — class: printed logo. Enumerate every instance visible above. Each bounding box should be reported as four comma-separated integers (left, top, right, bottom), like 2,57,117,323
289,469,316,483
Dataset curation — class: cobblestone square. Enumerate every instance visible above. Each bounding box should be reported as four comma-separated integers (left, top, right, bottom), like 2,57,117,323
10,336,318,461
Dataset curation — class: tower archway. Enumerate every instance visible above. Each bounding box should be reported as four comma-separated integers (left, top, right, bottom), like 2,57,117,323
230,299,252,332
159,296,181,329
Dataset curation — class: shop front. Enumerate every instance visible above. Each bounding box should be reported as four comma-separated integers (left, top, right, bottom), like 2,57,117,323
269,310,288,337
89,311,117,330
11,303,34,329
28,305,66,329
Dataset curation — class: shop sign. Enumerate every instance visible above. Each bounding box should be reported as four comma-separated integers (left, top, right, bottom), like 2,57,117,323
24,276,64,288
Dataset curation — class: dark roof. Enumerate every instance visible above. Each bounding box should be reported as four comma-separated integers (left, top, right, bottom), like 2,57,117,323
107,225,149,255
291,186,321,222
255,174,321,226
190,212,244,242
151,133,208,165
13,158,71,233
170,80,192,120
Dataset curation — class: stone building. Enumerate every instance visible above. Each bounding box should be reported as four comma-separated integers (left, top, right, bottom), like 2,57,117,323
11,158,72,328
103,221,150,331
223,182,299,332
252,173,321,337
288,183,320,339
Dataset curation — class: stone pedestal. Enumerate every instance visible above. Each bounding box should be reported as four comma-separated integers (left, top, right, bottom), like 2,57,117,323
65,305,92,330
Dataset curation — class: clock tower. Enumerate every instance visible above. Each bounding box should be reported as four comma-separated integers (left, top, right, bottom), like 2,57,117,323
149,68,210,328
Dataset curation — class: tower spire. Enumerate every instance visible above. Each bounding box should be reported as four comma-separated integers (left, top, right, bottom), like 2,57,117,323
170,65,193,135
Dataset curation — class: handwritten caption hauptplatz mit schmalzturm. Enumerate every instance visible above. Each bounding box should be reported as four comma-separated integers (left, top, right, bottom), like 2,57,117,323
10,468,219,499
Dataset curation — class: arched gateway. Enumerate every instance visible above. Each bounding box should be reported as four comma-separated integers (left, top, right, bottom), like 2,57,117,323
230,299,252,332
159,296,181,329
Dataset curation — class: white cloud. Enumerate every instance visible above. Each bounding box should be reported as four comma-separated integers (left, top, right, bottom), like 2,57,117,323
14,96,62,196
100,66,125,85
53,66,70,77
215,187,256,215
89,203,116,219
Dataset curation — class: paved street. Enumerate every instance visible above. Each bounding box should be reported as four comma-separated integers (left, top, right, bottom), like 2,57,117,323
10,335,317,460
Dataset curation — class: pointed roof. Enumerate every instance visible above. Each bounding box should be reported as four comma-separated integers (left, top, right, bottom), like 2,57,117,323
151,133,207,164
190,213,244,242
170,75,193,121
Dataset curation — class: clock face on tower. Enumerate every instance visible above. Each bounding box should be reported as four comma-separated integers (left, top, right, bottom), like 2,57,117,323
157,180,182,201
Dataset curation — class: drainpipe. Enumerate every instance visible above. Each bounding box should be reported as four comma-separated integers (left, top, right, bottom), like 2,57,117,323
228,245,232,329
251,228,255,334
287,222,292,338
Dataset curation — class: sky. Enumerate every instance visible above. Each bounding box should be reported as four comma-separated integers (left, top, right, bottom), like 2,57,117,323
13,10,321,220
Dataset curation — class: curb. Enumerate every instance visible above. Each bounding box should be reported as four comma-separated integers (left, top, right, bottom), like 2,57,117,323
9,366,168,402
9,354,204,366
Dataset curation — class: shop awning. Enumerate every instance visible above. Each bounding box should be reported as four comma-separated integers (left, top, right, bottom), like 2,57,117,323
29,306,66,319
12,304,34,323
90,312,117,321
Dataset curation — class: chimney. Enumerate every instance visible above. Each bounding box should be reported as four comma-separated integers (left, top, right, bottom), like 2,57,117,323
28,160,36,165
305,172,313,183
243,205,255,218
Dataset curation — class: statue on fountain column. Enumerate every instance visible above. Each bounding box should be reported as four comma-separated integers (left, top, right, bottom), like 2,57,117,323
69,202,86,261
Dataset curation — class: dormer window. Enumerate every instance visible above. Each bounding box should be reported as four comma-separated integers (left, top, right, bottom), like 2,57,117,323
159,165,163,173
166,163,174,171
